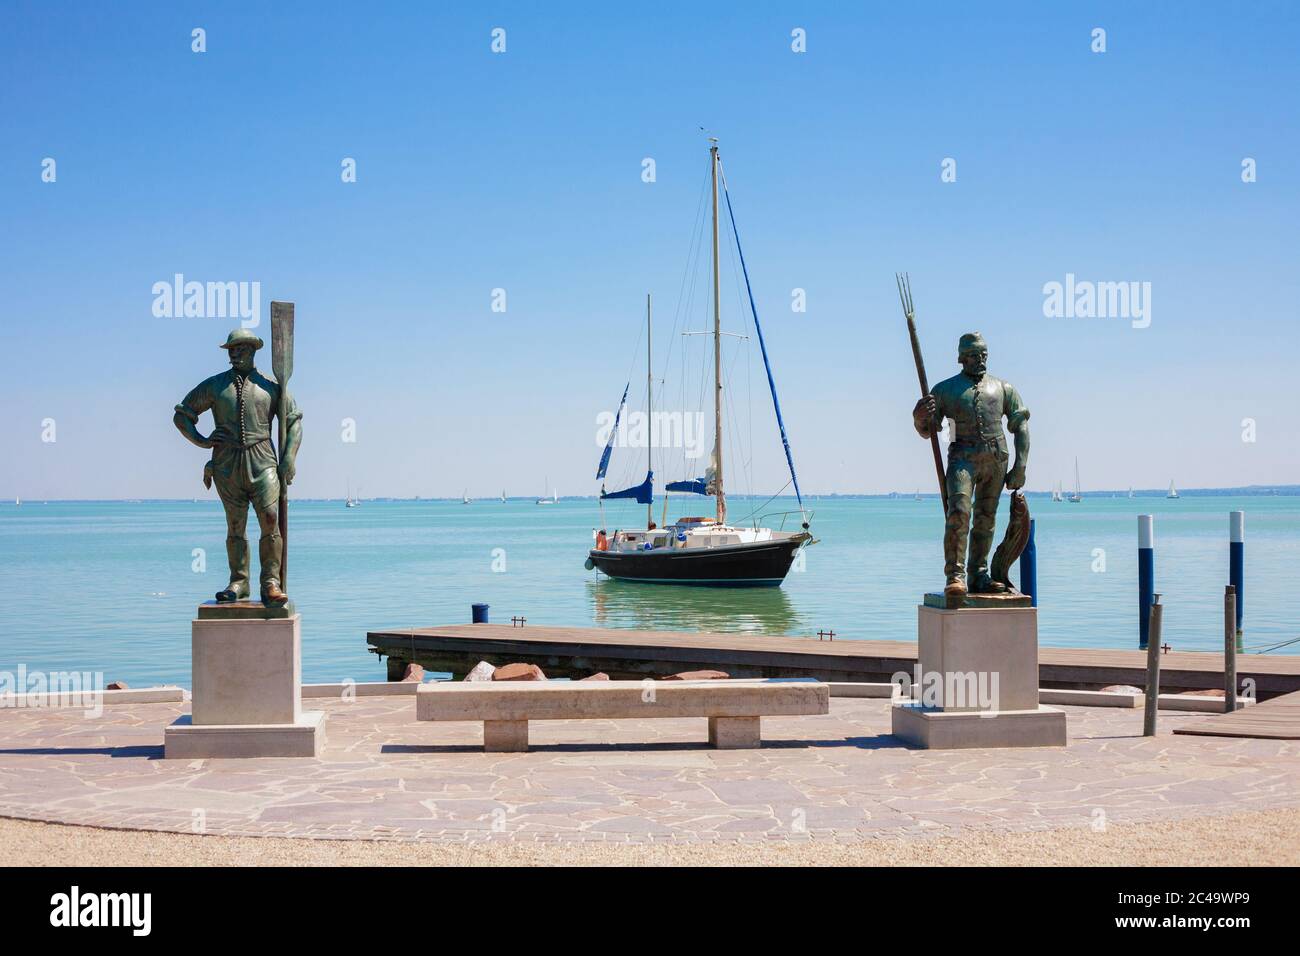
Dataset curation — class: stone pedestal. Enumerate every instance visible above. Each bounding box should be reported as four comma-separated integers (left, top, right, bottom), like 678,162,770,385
891,604,1065,749
165,612,324,758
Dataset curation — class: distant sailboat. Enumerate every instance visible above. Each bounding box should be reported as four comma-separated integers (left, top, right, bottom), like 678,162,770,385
915,488,922,501
1051,482,1063,503
1167,480,1179,500
1069,459,1082,503
13,497,20,507
536,479,556,505
462,488,471,505
1128,486,1134,499
501,488,507,503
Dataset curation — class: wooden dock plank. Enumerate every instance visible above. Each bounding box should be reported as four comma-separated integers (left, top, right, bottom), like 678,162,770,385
366,623,1300,698
1173,689,1300,739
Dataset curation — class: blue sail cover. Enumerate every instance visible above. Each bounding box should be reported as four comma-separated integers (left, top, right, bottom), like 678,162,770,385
665,477,708,495
595,383,630,480
602,470,654,505
720,166,805,510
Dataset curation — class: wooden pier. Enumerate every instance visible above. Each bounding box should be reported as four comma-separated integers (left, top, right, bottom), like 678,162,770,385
366,623,1300,700
1174,689,1300,739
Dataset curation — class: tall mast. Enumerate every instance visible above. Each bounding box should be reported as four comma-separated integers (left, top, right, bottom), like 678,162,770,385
646,292,653,530
710,140,726,525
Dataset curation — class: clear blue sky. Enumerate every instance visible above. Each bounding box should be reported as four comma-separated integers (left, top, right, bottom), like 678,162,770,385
2,2,1296,500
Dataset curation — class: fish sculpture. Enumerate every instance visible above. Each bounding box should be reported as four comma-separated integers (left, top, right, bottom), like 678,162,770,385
990,490,1031,591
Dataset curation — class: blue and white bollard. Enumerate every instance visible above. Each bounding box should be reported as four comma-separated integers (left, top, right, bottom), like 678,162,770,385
1229,511,1244,636
1138,515,1155,649
1020,519,1037,607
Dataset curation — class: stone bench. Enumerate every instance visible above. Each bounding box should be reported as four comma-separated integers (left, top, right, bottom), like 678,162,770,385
415,678,829,752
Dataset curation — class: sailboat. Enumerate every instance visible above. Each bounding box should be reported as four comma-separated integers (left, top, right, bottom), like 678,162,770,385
501,489,507,503
586,141,811,587
1068,459,1082,503
1051,482,1063,503
462,489,471,505
536,479,556,505
345,483,359,508
1166,480,1179,499
1128,486,1134,499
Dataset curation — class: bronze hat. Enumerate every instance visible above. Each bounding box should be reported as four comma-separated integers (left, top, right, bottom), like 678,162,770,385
219,329,264,351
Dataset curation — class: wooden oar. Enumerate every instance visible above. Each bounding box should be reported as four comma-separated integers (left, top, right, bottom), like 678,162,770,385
271,301,295,591
896,274,948,514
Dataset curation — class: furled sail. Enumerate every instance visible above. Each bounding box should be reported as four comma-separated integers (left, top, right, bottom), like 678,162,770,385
595,383,630,480
666,445,719,496
601,470,654,505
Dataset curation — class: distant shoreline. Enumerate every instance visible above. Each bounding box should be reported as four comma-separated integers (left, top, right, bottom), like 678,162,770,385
6,486,1299,504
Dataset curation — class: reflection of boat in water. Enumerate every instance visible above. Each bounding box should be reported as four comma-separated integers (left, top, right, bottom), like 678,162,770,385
586,140,811,587
586,577,802,636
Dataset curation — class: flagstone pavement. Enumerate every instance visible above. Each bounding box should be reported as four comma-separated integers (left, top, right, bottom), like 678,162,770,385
0,696,1296,844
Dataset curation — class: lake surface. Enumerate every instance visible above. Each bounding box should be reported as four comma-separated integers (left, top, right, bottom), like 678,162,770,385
1,495,1296,687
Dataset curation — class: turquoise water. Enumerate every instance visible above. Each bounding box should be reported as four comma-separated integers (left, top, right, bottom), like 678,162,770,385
0,496,1296,687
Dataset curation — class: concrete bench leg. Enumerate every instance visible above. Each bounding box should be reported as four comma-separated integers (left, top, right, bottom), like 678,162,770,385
708,716,761,749
483,720,529,752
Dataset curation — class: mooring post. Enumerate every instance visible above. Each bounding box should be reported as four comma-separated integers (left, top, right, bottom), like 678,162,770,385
1229,511,1244,642
1224,585,1238,714
1143,593,1163,736
1138,515,1155,649
1020,518,1037,607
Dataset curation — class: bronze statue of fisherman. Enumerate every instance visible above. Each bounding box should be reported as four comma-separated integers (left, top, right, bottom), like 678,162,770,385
174,329,302,606
912,332,1030,599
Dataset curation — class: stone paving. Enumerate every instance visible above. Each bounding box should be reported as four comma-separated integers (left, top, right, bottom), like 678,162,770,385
0,696,1297,844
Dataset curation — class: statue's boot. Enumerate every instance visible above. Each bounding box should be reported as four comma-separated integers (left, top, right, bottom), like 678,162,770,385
969,571,1006,594
217,536,251,602
944,573,967,597
261,581,288,606
258,528,286,606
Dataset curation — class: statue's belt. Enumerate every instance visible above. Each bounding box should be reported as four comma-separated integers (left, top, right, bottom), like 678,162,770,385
948,439,1007,456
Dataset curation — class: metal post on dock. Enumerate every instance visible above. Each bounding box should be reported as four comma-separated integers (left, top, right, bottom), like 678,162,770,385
1143,593,1163,736
1020,518,1037,607
1229,511,1244,641
1225,585,1238,714
1138,515,1155,649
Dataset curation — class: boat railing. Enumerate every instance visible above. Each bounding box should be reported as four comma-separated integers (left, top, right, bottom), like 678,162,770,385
755,509,813,532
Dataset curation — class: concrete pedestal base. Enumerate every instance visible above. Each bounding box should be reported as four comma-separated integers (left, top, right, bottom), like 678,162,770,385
890,603,1066,750
164,711,325,758
891,702,1067,750
165,611,324,759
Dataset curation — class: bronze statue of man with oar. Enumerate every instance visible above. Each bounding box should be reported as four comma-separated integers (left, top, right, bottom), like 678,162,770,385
173,312,302,607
